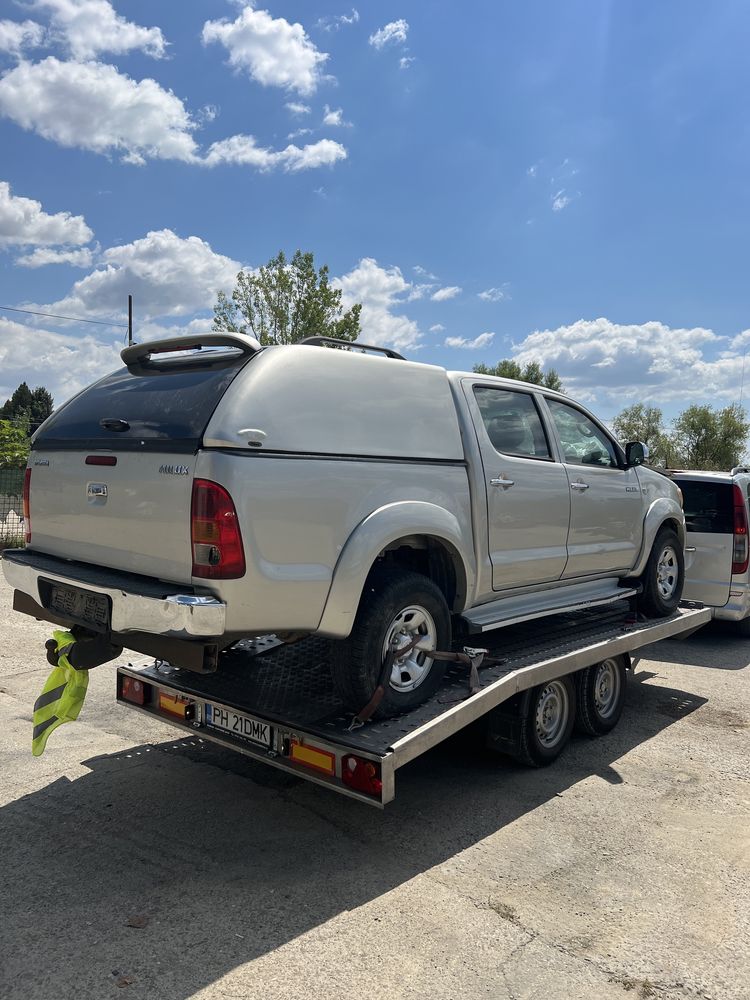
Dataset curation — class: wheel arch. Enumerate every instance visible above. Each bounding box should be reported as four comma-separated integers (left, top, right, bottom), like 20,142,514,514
629,501,685,578
317,501,475,639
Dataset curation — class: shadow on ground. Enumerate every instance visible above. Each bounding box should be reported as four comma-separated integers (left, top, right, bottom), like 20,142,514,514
0,672,711,1000
640,621,750,670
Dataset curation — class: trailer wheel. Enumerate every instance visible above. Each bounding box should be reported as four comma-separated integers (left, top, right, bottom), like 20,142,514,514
331,568,451,719
574,656,628,736
513,674,576,767
639,526,684,617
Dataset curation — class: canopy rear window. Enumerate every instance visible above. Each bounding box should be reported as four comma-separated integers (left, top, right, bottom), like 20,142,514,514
35,357,250,453
676,480,734,534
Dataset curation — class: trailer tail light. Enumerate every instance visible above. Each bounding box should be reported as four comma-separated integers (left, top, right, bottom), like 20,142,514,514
23,467,31,543
342,754,383,797
158,692,193,720
289,739,336,776
191,479,246,579
732,484,749,575
120,675,149,706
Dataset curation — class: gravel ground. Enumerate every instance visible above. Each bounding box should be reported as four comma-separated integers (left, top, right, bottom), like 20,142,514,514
0,571,747,1000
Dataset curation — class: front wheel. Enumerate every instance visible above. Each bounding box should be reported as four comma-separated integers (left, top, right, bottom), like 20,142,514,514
638,527,684,617
330,568,451,719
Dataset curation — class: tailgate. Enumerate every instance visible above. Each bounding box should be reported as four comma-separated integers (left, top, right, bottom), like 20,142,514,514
28,346,253,583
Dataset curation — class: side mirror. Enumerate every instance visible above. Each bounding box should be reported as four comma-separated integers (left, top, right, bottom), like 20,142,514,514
625,441,648,467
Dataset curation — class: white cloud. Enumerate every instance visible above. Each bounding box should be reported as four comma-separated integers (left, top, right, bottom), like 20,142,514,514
204,135,346,171
369,19,409,49
0,58,198,163
40,229,241,320
510,317,733,407
202,7,328,96
0,316,122,406
414,264,438,280
322,105,350,127
399,56,415,69
0,180,92,247
316,9,359,32
285,101,311,115
16,246,94,268
552,189,572,212
0,19,45,56
287,127,312,140
335,257,422,352
429,323,444,333
33,0,167,59
406,284,435,301
445,332,495,350
431,285,461,302
478,286,509,302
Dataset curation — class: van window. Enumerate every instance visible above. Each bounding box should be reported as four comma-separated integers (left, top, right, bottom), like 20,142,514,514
678,480,733,534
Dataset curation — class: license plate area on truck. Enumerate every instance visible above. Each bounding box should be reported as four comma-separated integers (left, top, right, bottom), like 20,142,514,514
44,581,110,629
205,703,272,748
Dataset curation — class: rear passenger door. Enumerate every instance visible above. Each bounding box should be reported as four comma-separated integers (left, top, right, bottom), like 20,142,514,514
467,384,571,590
544,398,643,578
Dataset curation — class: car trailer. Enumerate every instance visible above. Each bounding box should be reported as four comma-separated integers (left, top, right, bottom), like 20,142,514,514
115,601,710,807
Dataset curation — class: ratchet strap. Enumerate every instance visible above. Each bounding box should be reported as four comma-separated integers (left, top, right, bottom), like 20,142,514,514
32,630,90,757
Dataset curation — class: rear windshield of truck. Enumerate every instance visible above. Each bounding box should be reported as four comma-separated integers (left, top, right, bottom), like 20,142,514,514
34,356,250,453
676,480,733,534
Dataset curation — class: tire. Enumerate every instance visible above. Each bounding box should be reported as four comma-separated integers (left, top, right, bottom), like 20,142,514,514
330,567,451,719
513,674,576,767
574,655,628,736
639,527,684,618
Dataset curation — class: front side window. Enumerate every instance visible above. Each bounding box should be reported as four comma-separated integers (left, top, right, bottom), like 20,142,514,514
473,387,551,459
547,399,618,468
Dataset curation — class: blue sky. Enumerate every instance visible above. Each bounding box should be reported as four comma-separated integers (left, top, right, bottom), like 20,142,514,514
1,0,749,424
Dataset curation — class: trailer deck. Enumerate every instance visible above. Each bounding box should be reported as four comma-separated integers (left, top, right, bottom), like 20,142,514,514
116,602,710,806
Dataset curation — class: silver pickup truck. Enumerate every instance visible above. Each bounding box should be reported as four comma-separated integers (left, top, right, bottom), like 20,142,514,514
2,334,685,717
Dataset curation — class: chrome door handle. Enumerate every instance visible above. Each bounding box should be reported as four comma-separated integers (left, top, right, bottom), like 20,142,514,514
490,477,515,489
685,546,696,553
570,482,589,491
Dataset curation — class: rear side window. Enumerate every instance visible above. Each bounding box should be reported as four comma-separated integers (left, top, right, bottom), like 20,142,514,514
677,480,734,534
473,387,551,459
35,359,249,453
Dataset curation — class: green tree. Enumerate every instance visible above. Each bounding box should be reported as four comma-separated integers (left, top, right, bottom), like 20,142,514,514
213,249,362,345
0,418,30,469
669,404,749,471
0,383,54,431
611,404,672,466
473,359,564,391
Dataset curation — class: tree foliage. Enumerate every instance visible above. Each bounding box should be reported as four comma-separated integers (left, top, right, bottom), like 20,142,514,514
213,249,362,346
611,404,672,467
0,382,54,431
473,359,563,391
0,418,30,470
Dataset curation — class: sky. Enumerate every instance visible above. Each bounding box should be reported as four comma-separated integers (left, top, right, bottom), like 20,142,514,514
1,0,749,425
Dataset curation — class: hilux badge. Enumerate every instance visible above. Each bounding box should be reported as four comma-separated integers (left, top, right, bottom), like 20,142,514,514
159,464,190,476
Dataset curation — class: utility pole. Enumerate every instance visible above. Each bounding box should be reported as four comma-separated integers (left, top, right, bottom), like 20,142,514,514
127,294,133,346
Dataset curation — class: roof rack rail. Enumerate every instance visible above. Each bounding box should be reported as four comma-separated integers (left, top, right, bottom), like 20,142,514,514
298,336,405,361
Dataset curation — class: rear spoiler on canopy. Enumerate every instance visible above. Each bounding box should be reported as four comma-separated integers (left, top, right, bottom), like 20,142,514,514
121,333,262,373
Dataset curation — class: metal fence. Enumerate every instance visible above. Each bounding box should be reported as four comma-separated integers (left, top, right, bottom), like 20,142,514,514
0,467,25,546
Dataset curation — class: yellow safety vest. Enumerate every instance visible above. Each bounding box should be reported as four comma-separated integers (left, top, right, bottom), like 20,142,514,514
32,630,89,757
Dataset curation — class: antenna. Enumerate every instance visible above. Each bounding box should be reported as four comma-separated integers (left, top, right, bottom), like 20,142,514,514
127,294,133,347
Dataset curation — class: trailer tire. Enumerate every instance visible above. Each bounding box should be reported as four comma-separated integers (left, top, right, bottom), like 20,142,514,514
574,656,628,736
639,526,684,617
330,568,451,719
513,674,576,767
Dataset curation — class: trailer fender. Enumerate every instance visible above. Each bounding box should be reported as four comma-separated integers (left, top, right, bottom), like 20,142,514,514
317,501,476,639
629,498,685,578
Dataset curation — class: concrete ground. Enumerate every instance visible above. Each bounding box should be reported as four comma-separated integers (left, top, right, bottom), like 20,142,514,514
0,572,747,1000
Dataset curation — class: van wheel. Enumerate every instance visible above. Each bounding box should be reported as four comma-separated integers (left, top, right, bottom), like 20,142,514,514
639,527,684,617
574,656,628,736
331,568,451,719
513,674,576,767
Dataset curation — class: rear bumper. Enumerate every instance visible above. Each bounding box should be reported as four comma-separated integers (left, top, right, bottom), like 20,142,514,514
711,583,750,623
1,548,226,638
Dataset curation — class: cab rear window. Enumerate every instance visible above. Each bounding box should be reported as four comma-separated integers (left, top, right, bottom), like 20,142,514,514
677,480,733,534
35,358,249,453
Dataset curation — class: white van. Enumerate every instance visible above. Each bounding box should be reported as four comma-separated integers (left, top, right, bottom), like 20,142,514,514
669,468,750,634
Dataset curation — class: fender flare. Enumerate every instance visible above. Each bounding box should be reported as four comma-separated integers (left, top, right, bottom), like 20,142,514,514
316,501,476,638
630,499,685,578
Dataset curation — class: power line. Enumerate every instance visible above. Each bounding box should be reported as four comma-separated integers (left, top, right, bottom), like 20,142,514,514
0,304,128,329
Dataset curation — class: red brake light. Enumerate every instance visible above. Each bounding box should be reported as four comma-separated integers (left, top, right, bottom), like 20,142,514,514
732,484,748,575
85,455,117,466
191,479,245,579
23,467,31,544
341,754,383,797
120,675,149,705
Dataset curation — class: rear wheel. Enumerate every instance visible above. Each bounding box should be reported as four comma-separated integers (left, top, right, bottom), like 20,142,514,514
639,527,684,617
574,656,628,736
330,568,451,719
513,674,576,767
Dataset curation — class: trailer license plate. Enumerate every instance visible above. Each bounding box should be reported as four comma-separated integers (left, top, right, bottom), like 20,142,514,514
205,704,272,748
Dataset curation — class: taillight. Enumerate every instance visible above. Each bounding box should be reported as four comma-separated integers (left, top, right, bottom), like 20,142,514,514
191,479,245,579
341,754,383,797
120,675,149,706
23,467,31,544
732,484,748,575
